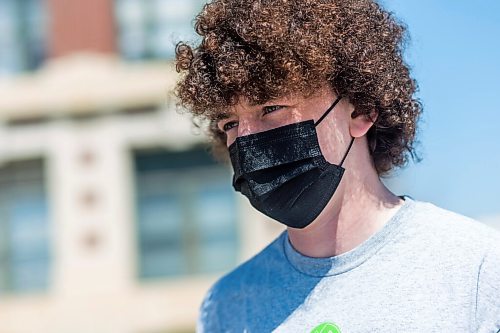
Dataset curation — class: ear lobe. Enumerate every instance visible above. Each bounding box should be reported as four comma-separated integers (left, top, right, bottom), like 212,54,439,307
349,109,378,138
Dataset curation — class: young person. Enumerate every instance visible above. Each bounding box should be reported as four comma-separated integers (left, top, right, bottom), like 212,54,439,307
174,0,500,331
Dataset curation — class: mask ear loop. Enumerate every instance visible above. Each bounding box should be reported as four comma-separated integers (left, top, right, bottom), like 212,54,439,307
339,137,355,167
313,95,354,167
314,95,343,127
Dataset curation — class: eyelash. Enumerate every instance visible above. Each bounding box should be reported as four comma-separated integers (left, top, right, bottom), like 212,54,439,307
263,105,284,114
222,121,238,132
221,105,285,132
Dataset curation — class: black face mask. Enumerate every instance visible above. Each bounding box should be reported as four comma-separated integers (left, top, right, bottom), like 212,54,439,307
228,96,354,229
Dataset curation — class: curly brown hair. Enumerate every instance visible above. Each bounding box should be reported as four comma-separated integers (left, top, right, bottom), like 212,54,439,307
174,0,422,175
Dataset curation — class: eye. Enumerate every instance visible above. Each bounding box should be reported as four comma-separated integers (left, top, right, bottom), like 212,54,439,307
221,120,239,132
263,105,284,115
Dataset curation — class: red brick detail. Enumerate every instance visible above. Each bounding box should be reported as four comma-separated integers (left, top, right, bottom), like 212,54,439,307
47,0,117,57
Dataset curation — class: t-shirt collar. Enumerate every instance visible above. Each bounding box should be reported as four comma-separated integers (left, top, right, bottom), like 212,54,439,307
283,196,415,277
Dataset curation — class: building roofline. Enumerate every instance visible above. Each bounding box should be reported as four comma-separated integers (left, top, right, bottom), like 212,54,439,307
0,53,178,121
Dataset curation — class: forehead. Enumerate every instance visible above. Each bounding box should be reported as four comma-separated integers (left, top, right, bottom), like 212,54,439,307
215,85,333,120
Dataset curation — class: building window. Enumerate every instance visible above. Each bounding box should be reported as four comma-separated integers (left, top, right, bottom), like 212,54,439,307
115,0,205,60
0,159,51,293
134,147,239,278
0,0,48,76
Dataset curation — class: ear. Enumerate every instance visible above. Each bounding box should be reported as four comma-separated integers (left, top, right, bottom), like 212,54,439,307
349,109,378,138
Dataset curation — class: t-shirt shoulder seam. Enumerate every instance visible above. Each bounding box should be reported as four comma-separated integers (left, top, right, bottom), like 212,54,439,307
473,247,489,330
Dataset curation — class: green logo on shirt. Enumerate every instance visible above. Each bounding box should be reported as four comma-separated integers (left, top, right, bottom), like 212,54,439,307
310,322,341,333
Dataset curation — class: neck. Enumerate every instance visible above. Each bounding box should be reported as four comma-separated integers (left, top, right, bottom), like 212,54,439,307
287,150,403,258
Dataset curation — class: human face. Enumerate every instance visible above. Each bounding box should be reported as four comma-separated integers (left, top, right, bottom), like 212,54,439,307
216,85,354,167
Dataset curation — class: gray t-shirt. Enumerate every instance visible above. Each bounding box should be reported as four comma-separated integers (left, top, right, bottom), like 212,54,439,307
197,197,500,332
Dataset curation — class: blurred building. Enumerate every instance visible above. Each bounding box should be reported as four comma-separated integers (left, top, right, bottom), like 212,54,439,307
0,1,283,332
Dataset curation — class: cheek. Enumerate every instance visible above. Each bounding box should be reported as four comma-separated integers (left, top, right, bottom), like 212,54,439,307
316,119,348,164
261,108,304,130
225,109,305,146
289,108,307,124
225,131,237,147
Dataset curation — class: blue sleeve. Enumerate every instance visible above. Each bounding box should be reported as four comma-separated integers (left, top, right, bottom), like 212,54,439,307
196,286,222,333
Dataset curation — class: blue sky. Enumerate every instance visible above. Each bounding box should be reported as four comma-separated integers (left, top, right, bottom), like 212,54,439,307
379,0,500,218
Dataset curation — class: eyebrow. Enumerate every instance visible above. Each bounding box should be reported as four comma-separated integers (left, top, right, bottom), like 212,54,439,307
214,99,293,121
215,112,232,121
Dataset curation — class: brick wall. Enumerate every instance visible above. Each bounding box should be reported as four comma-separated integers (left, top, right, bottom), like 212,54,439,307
47,0,116,57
